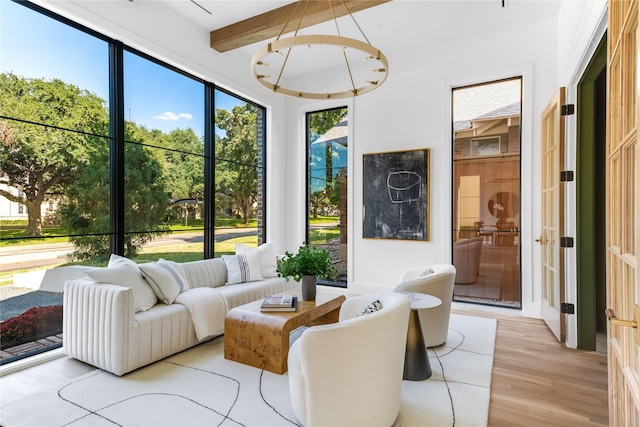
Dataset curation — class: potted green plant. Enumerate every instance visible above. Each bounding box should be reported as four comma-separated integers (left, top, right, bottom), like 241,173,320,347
276,243,338,300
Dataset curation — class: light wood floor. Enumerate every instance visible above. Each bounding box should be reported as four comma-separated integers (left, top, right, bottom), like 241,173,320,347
453,305,609,427
1,306,609,426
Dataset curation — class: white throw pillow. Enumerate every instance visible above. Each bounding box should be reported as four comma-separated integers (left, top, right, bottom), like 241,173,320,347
157,258,190,292
235,241,278,278
108,253,137,267
222,251,264,285
139,262,181,305
86,263,157,312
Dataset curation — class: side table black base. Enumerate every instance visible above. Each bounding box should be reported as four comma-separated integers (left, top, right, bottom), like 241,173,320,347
403,309,432,381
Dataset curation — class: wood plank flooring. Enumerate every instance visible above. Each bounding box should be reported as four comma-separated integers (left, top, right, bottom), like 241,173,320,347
2,306,610,426
453,305,609,426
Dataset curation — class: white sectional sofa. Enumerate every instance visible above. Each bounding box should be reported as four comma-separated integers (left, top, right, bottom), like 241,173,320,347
63,245,297,376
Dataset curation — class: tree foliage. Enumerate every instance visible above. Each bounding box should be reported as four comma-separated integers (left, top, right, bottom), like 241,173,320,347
215,103,259,225
308,107,347,138
61,123,172,261
0,72,107,235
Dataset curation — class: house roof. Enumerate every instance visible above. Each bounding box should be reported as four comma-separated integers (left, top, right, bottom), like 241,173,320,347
453,101,521,132
313,120,348,147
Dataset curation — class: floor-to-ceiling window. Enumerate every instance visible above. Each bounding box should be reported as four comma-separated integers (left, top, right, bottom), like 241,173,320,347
0,0,111,362
122,51,206,262
0,0,267,364
452,78,522,308
306,107,348,287
214,88,266,253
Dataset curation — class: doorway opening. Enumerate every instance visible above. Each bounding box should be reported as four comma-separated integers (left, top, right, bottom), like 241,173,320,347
576,34,607,352
451,78,522,308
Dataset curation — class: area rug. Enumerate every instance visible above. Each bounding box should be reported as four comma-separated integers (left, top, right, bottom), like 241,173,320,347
1,314,496,427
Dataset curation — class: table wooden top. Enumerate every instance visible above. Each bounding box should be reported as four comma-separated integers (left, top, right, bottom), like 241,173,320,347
226,288,346,327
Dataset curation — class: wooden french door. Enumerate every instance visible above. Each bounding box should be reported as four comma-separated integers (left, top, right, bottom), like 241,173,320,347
539,87,565,343
606,0,640,424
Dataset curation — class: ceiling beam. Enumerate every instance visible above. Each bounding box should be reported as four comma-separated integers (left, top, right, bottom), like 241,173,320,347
210,0,391,53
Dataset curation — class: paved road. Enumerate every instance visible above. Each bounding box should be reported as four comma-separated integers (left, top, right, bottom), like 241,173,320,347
0,228,257,273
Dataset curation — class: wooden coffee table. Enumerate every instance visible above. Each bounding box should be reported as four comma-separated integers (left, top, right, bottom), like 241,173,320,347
224,289,346,374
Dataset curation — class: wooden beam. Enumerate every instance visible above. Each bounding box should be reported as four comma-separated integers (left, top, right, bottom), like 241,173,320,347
210,0,391,53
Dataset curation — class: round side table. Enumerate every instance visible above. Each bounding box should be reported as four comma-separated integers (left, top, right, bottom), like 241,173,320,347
401,292,442,381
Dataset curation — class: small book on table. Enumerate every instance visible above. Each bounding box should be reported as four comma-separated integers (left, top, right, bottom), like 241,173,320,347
260,294,297,312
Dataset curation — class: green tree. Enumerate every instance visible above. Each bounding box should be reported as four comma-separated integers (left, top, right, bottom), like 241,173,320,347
162,128,205,223
309,189,331,219
61,121,170,261
215,103,259,225
309,107,347,138
163,128,204,200
0,72,107,235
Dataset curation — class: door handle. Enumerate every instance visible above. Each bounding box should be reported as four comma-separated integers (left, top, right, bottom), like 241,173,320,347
606,309,637,328
606,307,640,341
535,235,547,244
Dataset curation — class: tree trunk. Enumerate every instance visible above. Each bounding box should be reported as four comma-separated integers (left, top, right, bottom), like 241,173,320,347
26,200,43,236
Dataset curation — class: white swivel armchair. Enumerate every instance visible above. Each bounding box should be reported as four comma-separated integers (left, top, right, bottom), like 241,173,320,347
394,264,456,347
288,292,411,427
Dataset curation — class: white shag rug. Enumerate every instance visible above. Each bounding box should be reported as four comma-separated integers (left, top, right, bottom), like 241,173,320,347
1,313,496,427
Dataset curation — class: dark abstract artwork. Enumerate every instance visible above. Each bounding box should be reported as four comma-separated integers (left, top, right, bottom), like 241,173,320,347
363,149,429,241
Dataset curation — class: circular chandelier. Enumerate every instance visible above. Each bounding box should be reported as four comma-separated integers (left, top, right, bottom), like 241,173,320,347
251,1,389,99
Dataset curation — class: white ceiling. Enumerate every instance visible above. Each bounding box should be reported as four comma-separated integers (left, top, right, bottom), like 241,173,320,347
159,0,561,81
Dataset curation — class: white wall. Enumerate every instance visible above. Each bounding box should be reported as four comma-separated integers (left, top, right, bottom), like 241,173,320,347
286,14,560,318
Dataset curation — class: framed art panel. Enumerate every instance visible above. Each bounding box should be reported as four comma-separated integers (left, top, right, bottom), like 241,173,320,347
363,149,430,241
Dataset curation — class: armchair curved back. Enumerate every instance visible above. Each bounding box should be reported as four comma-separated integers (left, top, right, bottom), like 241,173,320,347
395,264,456,347
453,240,482,284
288,292,410,427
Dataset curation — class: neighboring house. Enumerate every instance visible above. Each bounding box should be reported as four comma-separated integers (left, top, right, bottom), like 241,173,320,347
0,183,61,223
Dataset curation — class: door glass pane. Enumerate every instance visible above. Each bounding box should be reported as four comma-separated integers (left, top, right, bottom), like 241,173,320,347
452,78,522,308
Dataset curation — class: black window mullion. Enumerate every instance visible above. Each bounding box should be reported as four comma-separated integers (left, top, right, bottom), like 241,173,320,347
109,40,125,256
203,83,215,258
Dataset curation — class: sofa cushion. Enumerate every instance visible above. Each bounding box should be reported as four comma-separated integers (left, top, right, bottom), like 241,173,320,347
86,264,157,312
222,252,264,284
235,242,278,278
139,262,181,304
218,277,297,309
157,259,189,292
180,258,227,289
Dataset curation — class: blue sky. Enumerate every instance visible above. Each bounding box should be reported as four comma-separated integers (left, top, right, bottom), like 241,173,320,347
1,1,242,139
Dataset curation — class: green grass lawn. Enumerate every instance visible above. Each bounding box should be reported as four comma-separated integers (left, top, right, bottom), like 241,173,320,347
0,217,259,247
0,215,341,287
308,227,340,245
0,234,260,287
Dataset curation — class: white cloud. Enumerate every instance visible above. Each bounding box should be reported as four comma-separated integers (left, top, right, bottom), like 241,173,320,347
153,112,193,121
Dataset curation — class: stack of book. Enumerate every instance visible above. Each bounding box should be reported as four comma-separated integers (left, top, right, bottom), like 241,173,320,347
260,294,297,312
